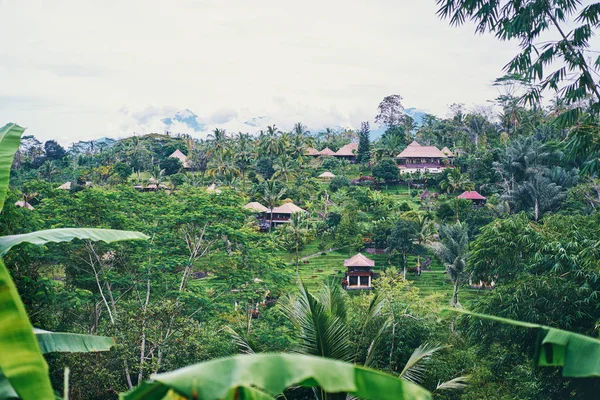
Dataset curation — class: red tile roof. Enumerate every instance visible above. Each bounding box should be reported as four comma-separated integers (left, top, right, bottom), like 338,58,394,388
457,191,486,200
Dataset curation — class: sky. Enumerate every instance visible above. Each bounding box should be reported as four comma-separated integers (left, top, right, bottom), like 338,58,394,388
0,0,524,144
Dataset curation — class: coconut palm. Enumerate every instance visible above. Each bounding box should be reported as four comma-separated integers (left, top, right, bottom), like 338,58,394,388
207,128,228,155
273,154,298,182
281,212,311,281
259,125,283,156
437,221,469,307
259,179,286,233
440,169,474,221
415,214,436,245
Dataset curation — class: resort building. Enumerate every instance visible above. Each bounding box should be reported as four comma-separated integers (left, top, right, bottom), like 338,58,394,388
244,201,306,229
396,141,449,174
342,253,375,290
266,202,306,227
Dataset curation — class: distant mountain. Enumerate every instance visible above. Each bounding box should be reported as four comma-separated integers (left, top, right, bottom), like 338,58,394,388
161,109,206,132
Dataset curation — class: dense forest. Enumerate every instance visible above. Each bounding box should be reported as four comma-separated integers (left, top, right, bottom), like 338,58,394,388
4,1,600,400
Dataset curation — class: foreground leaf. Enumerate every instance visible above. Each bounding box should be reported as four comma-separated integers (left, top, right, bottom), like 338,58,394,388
0,330,115,399
34,328,115,353
0,258,53,399
0,228,149,256
120,353,431,400
442,308,600,377
0,123,26,212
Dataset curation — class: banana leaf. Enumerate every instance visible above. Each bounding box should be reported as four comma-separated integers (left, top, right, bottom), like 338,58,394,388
0,123,25,212
441,308,600,377
0,330,115,399
0,228,150,256
120,353,432,400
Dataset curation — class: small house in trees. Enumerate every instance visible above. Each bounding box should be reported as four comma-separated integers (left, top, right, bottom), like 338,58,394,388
457,190,487,206
334,142,358,162
342,253,375,290
318,171,336,181
317,147,336,157
396,141,448,174
266,202,306,227
206,183,222,194
244,202,270,232
14,200,34,210
169,149,191,169
57,181,72,190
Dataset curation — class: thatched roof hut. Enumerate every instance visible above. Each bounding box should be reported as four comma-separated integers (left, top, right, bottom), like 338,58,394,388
344,253,375,267
318,171,336,179
14,201,34,210
244,202,268,212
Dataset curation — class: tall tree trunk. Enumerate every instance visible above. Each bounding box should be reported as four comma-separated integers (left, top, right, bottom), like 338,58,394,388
452,278,460,307
534,198,539,221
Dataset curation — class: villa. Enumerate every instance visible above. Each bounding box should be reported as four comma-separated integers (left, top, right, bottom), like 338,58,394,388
396,141,450,174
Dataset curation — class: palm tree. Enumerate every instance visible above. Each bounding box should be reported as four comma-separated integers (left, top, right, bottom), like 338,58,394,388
207,128,228,155
415,214,436,245
282,212,311,281
437,221,469,307
260,125,282,156
259,179,286,233
147,166,166,190
277,283,467,398
273,154,298,183
440,169,474,221
39,160,58,181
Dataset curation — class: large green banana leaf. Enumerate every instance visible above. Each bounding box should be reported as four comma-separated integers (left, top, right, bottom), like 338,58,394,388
33,328,115,353
0,123,25,212
0,228,149,256
120,353,432,400
1,330,115,399
442,308,600,377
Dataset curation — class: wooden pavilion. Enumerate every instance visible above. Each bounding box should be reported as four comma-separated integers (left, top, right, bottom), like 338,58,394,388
342,253,375,290
457,190,487,206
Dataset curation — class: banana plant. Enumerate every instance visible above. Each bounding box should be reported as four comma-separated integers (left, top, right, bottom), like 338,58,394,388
442,308,600,377
119,353,432,400
0,123,148,399
0,329,115,398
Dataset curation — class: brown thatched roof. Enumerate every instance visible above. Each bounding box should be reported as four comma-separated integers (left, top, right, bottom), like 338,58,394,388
57,182,71,190
244,202,268,212
334,143,358,157
14,201,34,210
270,202,306,214
441,147,455,157
318,171,336,178
408,140,421,147
169,149,191,168
396,143,447,159
318,147,335,156
344,253,375,267
306,147,320,156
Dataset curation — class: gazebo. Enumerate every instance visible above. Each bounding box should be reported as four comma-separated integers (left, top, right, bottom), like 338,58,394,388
457,190,487,206
342,253,375,290
318,171,336,181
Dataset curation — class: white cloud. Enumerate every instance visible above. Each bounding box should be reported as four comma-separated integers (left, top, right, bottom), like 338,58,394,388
0,0,526,144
